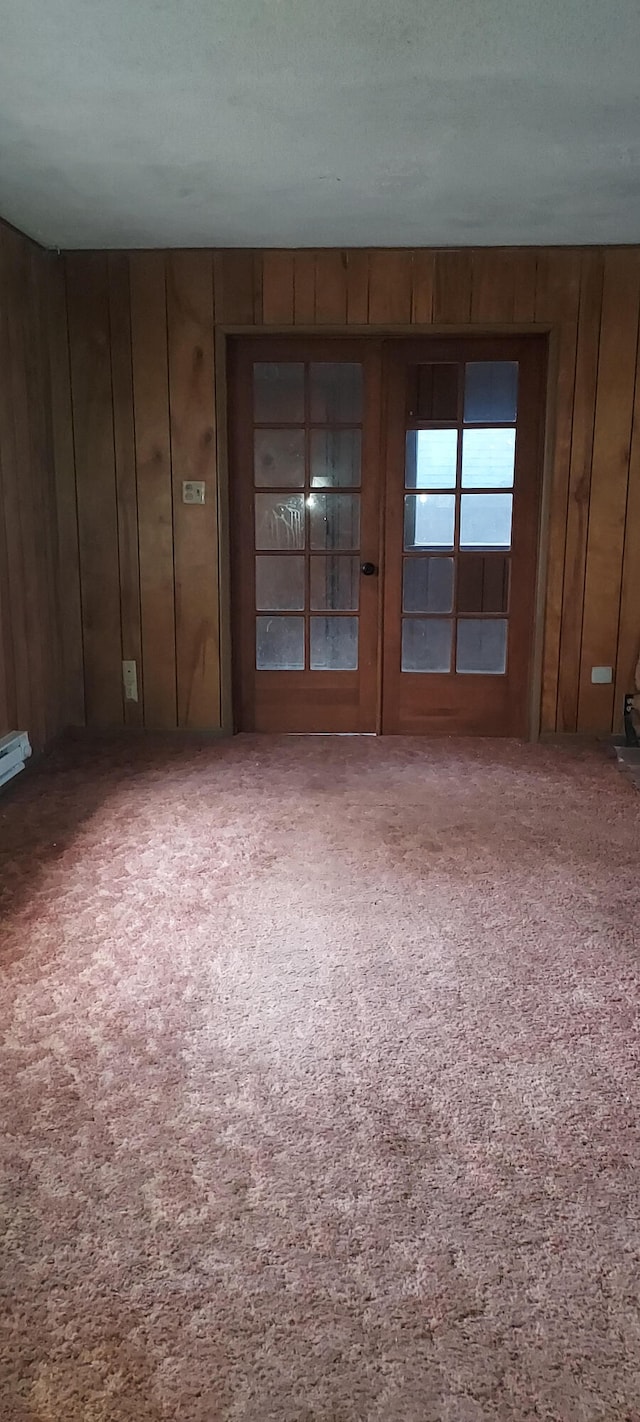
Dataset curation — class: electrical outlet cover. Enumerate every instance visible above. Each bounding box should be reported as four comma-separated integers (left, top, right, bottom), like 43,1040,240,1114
183,481,205,504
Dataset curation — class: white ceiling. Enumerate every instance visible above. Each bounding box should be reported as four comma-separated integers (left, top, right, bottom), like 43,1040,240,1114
1,0,640,250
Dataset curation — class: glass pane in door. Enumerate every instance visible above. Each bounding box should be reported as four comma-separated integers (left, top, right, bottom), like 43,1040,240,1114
250,359,364,677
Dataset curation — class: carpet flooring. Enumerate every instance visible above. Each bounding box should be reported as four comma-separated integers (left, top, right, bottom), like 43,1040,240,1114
1,734,639,1421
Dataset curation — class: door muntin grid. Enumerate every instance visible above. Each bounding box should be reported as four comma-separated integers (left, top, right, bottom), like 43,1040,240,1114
252,362,363,672
401,360,518,675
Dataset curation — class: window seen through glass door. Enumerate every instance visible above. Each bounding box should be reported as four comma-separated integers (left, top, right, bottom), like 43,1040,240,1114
402,360,517,674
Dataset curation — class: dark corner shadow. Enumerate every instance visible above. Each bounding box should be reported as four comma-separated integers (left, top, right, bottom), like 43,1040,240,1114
0,728,223,939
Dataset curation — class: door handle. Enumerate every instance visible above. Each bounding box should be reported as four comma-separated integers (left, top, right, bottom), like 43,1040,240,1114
360,562,378,576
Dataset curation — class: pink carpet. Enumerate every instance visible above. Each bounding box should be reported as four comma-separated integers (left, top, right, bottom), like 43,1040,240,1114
1,734,639,1420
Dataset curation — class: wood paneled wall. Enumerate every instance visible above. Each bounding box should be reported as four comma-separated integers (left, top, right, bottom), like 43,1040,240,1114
0,222,64,752
57,245,640,735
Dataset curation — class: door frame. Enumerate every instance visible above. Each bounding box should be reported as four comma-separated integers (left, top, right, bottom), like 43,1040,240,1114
217,325,552,739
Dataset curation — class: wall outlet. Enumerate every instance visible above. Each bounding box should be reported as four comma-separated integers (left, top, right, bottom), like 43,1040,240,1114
122,660,138,702
183,480,205,504
591,666,613,684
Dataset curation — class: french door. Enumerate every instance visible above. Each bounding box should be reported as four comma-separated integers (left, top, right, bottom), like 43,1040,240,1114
229,334,546,735
230,338,383,732
382,337,546,734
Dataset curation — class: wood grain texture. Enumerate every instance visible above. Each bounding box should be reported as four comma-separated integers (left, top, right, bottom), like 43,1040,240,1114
411,250,434,324
66,252,124,729
512,251,538,323
346,252,369,323
6,236,49,748
535,249,582,731
54,243,640,738
315,251,348,324
213,251,255,325
433,251,473,324
0,228,33,736
615,368,640,723
46,256,85,727
108,255,143,727
471,249,516,323
28,249,62,745
293,252,316,324
130,252,177,729
368,251,413,324
261,252,295,325
556,250,603,731
578,249,640,731
167,251,221,729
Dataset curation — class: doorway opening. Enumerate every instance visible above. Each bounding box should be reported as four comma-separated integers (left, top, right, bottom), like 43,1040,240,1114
228,334,547,735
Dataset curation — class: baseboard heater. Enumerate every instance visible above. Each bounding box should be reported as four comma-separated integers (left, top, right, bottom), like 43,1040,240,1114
0,732,32,789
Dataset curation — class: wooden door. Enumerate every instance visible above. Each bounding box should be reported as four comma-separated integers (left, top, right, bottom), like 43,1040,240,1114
230,338,383,732
381,337,547,735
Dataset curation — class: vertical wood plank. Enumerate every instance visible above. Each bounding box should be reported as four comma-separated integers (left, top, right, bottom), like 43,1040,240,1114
346,251,369,323
535,249,581,731
512,251,538,323
6,234,48,746
66,252,123,727
47,256,85,727
411,250,435,324
0,228,30,734
556,250,603,731
130,251,177,729
0,444,14,732
262,251,295,324
368,250,413,324
433,250,473,324
293,252,316,324
167,251,221,729
28,249,62,745
471,249,515,323
315,250,348,323
578,248,640,731
615,367,640,724
213,251,256,325
108,254,143,727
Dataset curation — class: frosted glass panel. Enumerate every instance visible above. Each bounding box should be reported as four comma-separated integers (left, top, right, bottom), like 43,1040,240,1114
310,363,363,422
309,493,360,550
405,494,455,550
462,428,516,488
403,557,454,613
456,618,508,674
310,556,359,611
460,493,513,549
311,430,361,487
254,429,305,487
402,618,452,672
405,430,458,490
310,617,358,670
254,363,305,422
255,556,305,611
256,616,304,670
255,494,305,550
464,362,518,423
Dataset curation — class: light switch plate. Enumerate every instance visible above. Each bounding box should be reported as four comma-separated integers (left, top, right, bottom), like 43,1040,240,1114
183,480,205,504
591,666,613,684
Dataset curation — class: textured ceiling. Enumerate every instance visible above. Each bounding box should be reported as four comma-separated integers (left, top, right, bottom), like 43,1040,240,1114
1,0,640,249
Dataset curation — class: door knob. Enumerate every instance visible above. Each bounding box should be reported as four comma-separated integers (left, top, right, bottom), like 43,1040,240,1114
360,561,377,576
